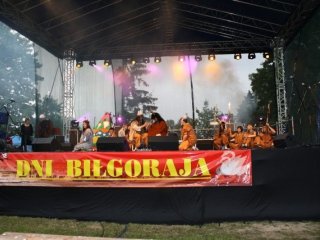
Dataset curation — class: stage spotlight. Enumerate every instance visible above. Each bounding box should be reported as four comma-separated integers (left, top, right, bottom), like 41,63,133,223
76,60,83,68
248,52,256,59
104,59,111,67
89,60,96,66
154,56,161,63
178,56,185,62
131,58,136,65
143,57,150,64
263,52,271,59
208,54,215,61
195,55,202,62
234,53,241,60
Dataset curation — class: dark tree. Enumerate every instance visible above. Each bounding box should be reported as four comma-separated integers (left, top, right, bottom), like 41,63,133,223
116,62,157,122
249,59,277,125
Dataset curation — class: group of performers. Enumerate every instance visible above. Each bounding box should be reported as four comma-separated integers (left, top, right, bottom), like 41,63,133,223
213,121,276,150
73,110,277,152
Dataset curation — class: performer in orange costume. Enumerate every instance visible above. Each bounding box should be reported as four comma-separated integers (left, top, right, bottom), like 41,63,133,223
179,116,197,151
254,122,276,148
129,111,148,150
213,121,230,150
148,112,168,137
243,123,257,148
229,126,245,150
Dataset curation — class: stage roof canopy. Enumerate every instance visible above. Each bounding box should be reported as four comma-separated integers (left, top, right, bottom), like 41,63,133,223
0,0,319,60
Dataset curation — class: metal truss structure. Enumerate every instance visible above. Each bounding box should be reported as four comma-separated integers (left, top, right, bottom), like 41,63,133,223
62,49,76,139
273,38,288,134
1,0,318,60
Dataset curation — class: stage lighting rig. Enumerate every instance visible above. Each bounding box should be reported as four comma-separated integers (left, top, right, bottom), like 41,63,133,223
104,59,111,67
195,55,202,62
178,56,185,62
208,54,215,61
263,52,271,59
76,60,83,68
143,57,150,64
248,52,256,59
154,56,161,63
89,60,96,66
234,53,241,60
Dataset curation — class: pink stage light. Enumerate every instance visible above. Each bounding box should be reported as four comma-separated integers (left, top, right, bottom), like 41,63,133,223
94,64,104,73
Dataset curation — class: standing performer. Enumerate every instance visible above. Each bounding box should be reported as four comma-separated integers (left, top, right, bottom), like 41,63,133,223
243,123,257,148
20,117,33,152
229,126,245,150
73,120,93,152
254,123,276,149
179,116,197,151
148,112,168,137
213,121,230,150
36,114,53,138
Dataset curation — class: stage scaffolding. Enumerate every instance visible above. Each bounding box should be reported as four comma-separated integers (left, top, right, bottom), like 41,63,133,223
273,38,288,134
62,49,76,139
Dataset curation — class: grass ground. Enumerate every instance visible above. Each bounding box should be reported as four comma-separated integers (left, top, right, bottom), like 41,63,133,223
0,216,319,240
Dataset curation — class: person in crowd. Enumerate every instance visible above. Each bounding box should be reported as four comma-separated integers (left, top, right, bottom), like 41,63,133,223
20,117,33,152
108,127,117,137
36,114,53,138
118,124,128,137
243,123,257,148
129,111,148,150
179,115,197,151
213,121,231,150
73,120,93,152
147,112,168,137
254,122,276,149
229,126,245,150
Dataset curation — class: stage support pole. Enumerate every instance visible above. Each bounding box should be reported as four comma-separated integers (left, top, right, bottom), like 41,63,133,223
187,55,195,127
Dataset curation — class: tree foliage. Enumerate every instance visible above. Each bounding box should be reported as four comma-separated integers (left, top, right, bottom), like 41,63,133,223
116,62,157,122
196,100,219,138
249,59,277,125
0,22,62,134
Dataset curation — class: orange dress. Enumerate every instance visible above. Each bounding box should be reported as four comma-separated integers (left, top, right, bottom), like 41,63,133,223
213,128,231,150
254,131,274,149
179,123,197,151
229,132,245,150
148,121,168,136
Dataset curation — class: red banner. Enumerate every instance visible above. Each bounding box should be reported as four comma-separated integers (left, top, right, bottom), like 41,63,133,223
0,150,252,187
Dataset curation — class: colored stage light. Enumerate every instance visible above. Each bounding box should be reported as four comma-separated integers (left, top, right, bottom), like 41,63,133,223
76,61,83,68
248,52,256,59
131,59,136,65
143,57,150,64
154,56,161,63
104,59,111,67
89,60,96,66
195,55,202,62
234,53,241,60
117,116,123,123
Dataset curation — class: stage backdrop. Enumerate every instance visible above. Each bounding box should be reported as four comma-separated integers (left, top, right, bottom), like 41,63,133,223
0,150,252,187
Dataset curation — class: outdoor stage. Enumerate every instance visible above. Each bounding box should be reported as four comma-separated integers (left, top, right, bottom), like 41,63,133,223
0,146,319,224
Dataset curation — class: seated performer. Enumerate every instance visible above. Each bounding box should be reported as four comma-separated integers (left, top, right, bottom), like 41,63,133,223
117,124,128,137
128,111,148,149
73,120,93,152
229,126,245,150
213,121,231,150
108,127,117,137
243,123,257,148
148,112,168,137
254,122,276,149
179,115,197,151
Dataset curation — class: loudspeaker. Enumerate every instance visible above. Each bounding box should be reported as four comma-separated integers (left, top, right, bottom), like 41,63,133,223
148,136,179,151
96,137,129,152
273,133,296,148
32,137,56,152
197,139,213,150
69,129,80,146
